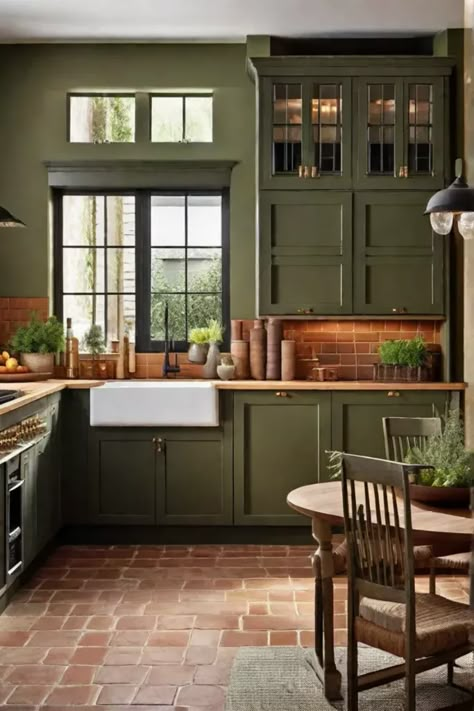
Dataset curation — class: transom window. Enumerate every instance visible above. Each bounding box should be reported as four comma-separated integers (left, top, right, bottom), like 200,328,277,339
55,190,228,352
68,94,135,143
151,95,213,143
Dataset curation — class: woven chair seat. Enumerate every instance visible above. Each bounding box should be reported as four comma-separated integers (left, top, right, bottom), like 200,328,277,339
331,541,432,576
432,551,471,571
356,592,473,658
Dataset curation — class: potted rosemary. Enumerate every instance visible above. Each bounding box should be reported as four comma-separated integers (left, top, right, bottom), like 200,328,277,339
81,324,106,378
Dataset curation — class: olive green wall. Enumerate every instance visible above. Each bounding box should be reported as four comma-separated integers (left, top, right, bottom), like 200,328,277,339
0,43,256,317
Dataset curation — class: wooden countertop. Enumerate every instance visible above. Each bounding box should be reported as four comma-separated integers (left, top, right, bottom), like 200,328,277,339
0,378,466,418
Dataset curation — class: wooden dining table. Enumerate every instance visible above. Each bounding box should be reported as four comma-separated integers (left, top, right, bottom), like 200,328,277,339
287,481,473,701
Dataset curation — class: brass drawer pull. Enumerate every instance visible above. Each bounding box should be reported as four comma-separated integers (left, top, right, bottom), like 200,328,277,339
392,307,407,314
275,391,289,398
311,166,319,178
152,437,165,453
298,165,304,178
398,165,408,178
296,308,313,315
387,391,400,398
303,165,310,178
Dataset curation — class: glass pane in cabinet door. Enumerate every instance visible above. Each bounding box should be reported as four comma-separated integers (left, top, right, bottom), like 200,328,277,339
272,83,302,174
408,84,433,175
367,84,395,174
312,84,342,174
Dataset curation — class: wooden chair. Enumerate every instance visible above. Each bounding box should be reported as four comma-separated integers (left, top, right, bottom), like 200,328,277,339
383,416,471,593
341,453,473,711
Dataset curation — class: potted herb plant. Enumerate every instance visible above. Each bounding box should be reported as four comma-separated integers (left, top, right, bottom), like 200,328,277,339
377,336,429,381
188,327,210,364
10,314,64,373
81,324,106,378
404,409,474,506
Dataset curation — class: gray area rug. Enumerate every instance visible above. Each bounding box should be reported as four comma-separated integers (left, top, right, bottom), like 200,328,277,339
225,646,473,710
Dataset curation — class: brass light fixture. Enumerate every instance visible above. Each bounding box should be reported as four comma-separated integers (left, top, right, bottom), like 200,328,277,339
425,158,474,239
0,205,25,227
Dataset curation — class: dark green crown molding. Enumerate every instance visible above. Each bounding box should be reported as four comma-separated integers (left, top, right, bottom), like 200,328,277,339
45,159,239,190
248,55,455,79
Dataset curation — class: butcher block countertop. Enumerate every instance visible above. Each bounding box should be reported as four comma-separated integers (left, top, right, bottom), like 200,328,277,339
0,378,466,418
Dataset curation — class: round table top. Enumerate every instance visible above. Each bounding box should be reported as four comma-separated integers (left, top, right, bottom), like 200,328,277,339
287,481,473,538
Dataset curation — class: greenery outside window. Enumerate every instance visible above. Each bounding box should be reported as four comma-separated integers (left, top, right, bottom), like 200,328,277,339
151,95,213,142
68,94,135,143
54,190,229,353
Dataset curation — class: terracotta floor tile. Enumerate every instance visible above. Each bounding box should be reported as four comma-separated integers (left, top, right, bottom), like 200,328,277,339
79,632,113,646
156,614,195,629
5,664,65,684
0,616,36,631
194,614,240,629
189,629,221,646
110,630,150,646
63,616,90,631
220,630,268,647
116,615,157,630
103,647,142,665
45,684,99,705
5,684,53,705
141,647,185,664
43,647,75,664
176,683,225,706
270,631,298,645
95,664,149,684
185,645,218,665
194,664,232,685
61,665,97,684
147,630,190,646
132,684,177,704
146,664,196,685
0,630,31,646
86,617,118,631
70,647,108,665
26,630,82,647
96,684,138,704
243,615,313,631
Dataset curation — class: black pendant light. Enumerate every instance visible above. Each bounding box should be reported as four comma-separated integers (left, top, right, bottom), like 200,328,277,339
425,158,474,238
0,205,25,227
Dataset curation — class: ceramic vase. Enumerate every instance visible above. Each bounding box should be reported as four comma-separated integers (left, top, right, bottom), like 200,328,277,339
203,342,220,378
188,342,208,364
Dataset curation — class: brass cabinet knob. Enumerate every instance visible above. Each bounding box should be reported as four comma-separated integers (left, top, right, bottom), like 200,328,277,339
392,307,407,314
152,437,165,453
275,391,289,397
296,308,304,314
387,391,400,398
311,166,319,178
304,308,314,315
298,165,304,178
303,165,310,178
398,165,408,178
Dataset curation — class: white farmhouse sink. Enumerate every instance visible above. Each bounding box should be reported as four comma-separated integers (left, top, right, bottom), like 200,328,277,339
90,381,219,427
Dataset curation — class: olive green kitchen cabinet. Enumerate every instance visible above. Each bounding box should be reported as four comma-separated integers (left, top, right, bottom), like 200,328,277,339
0,463,6,593
89,430,157,525
233,391,331,525
36,399,62,549
331,390,452,459
155,428,232,525
88,424,232,526
353,192,445,315
355,75,447,190
258,74,352,189
259,190,352,315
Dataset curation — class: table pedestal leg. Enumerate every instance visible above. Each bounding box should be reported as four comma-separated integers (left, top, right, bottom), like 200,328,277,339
311,516,342,701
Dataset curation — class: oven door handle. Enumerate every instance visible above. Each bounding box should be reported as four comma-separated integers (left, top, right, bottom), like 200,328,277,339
8,526,21,543
8,479,24,493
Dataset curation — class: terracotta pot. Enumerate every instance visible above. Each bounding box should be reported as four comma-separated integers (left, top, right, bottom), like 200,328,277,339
409,483,472,508
20,352,54,374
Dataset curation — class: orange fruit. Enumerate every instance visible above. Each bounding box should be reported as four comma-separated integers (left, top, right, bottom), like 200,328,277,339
0,365,7,373
2,351,10,361
16,365,26,373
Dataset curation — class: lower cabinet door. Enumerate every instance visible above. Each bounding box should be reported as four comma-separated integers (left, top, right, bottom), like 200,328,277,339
0,465,5,591
36,435,61,550
234,391,331,525
89,430,156,525
331,391,451,458
155,429,232,525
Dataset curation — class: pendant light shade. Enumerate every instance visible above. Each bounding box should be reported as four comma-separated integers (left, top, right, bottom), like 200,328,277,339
425,159,474,238
0,205,25,227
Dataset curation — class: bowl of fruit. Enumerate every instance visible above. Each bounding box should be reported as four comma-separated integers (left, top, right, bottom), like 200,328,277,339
0,350,51,382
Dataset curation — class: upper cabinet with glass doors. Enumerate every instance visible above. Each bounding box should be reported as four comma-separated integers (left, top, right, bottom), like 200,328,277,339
251,57,453,191
259,76,352,189
355,76,446,189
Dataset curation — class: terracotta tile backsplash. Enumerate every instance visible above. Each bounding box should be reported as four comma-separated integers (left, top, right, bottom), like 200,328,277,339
0,297,442,381
0,297,49,346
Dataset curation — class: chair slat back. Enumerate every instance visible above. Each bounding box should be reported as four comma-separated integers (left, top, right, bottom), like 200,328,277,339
341,454,418,604
383,416,441,462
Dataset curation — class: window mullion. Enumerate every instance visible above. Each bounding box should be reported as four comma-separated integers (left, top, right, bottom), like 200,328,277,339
103,197,108,344
184,193,189,345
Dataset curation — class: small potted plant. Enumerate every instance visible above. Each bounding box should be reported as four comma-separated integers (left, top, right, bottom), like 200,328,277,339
203,319,224,379
404,409,474,506
377,336,428,381
81,324,106,378
10,314,64,373
188,327,210,364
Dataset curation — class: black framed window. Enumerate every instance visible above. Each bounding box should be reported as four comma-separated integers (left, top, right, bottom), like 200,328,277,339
54,189,229,352
150,94,213,143
68,94,135,143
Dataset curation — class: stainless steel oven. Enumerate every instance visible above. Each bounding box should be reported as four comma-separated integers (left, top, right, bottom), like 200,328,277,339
6,455,23,579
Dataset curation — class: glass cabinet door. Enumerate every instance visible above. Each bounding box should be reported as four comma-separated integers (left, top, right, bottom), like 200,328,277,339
356,79,404,187
404,77,444,187
271,82,303,176
261,77,352,189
